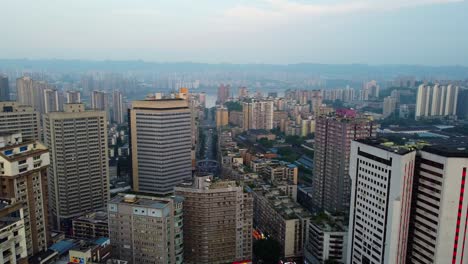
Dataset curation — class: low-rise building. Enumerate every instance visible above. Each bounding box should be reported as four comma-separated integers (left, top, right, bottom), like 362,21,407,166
72,211,109,240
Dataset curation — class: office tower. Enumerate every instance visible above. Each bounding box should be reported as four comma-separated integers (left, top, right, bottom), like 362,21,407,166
0,199,28,264
72,211,109,239
216,106,229,128
44,103,109,231
383,96,397,118
242,100,274,131
456,88,468,119
175,176,253,264
108,193,184,264
129,99,192,195
415,84,459,120
312,111,377,213
43,88,60,113
347,139,416,264
0,75,9,101
0,102,40,140
238,86,248,99
66,90,81,103
112,90,125,124
217,84,230,104
305,214,348,264
0,133,50,256
406,146,468,264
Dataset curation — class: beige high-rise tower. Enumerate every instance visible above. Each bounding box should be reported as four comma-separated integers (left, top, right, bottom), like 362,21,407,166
44,103,109,231
0,133,51,256
175,175,253,264
0,101,41,141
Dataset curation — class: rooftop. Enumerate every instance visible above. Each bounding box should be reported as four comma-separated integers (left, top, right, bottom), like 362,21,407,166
422,145,468,158
355,138,416,155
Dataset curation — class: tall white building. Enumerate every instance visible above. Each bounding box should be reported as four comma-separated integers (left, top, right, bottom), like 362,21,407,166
129,99,192,195
44,103,109,231
66,90,81,103
407,146,468,264
415,84,459,120
348,139,416,264
43,88,60,113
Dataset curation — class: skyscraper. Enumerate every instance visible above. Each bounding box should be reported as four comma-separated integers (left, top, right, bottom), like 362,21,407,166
16,77,57,114
44,103,109,231
108,193,184,264
66,90,81,103
129,99,192,195
415,84,459,120
238,86,248,99
0,133,51,256
242,100,274,131
312,111,377,213
406,146,468,263
0,102,41,140
347,139,416,264
0,75,9,101
112,90,125,124
16,76,34,108
175,176,253,264
91,90,109,118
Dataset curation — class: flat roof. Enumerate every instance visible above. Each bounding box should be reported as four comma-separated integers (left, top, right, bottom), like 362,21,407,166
355,138,415,155
422,145,468,158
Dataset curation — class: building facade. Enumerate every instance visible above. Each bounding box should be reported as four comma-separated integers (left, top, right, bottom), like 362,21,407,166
66,90,81,103
347,139,416,264
0,75,9,101
108,193,184,264
112,90,125,124
242,100,274,131
415,84,459,120
216,106,229,128
44,103,109,231
72,211,109,240
312,113,377,213
130,99,192,195
0,102,41,141
0,133,50,256
0,199,28,264
175,176,253,263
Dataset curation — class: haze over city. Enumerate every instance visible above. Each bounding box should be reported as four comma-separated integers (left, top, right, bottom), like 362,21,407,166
1,0,468,65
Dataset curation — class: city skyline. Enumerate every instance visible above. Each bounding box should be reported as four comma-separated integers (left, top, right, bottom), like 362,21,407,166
1,0,468,65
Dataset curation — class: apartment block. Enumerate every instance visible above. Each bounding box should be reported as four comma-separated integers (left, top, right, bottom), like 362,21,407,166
72,211,109,240
0,133,50,256
242,100,274,131
252,184,311,259
415,84,459,120
313,112,377,213
175,176,253,264
44,103,109,231
108,193,184,264
216,106,229,128
0,199,28,264
0,102,41,141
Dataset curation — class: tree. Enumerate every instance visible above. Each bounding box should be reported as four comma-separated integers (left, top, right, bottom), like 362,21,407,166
253,238,281,263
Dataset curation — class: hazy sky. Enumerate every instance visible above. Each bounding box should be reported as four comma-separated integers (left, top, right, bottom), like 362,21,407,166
2,0,468,65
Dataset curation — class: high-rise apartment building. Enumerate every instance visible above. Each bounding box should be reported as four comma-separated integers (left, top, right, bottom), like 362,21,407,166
112,90,125,124
312,111,377,213
238,86,248,99
91,90,109,118
0,75,9,101
72,211,109,240
0,133,51,256
456,88,468,120
216,106,229,128
43,88,60,113
0,199,28,264
0,102,40,141
415,84,459,120
242,100,274,131
383,96,397,118
129,99,192,195
44,103,109,231
406,146,468,264
66,90,81,103
108,193,184,264
347,139,416,264
16,77,56,114
175,176,253,264
217,84,230,104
